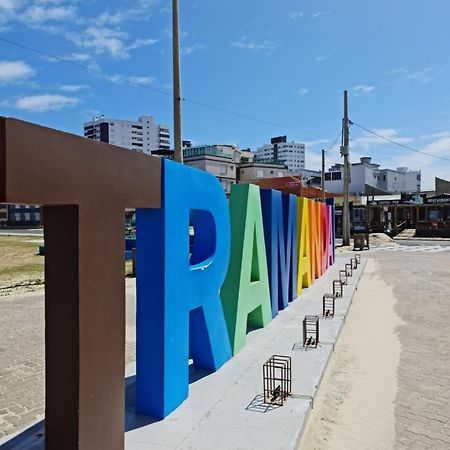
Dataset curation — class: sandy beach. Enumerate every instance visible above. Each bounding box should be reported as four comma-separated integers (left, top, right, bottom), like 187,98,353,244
299,246,450,450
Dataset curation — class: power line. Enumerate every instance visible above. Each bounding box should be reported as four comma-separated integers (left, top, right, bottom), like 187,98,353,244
327,130,342,152
185,98,326,137
0,36,174,98
351,121,450,162
0,36,329,138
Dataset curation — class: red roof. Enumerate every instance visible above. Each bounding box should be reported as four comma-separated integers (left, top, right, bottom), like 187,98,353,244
247,176,340,198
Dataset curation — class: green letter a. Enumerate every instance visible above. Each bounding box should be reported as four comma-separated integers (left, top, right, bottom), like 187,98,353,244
220,184,272,355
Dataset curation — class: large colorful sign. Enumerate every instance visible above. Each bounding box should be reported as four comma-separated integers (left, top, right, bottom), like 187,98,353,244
0,118,335,449
135,159,335,419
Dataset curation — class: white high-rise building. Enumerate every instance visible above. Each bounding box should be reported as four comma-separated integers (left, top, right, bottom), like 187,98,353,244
83,115,170,154
255,136,305,171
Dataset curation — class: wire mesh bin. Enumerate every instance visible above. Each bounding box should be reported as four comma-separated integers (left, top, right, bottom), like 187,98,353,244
323,294,336,318
303,315,319,348
339,269,348,285
333,279,343,297
345,263,353,277
263,355,292,406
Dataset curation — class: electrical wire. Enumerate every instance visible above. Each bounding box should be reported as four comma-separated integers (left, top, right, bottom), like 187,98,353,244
351,121,450,162
327,130,342,152
0,36,329,138
0,36,174,98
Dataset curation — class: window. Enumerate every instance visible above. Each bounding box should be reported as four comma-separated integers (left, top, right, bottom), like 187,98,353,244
331,172,342,181
352,208,365,221
325,173,331,181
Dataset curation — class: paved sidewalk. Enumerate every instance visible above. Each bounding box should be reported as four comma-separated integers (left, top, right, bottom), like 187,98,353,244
0,282,137,440
1,257,365,449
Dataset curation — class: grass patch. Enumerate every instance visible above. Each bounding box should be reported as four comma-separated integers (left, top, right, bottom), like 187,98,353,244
0,236,134,294
0,236,44,291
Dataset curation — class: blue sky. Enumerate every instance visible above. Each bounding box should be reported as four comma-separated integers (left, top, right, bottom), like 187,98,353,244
1,0,450,189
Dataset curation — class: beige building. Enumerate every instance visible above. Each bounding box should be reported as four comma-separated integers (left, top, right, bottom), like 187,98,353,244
238,162,289,183
183,145,238,195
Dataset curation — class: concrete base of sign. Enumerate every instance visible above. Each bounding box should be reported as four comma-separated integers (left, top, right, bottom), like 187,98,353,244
0,256,365,450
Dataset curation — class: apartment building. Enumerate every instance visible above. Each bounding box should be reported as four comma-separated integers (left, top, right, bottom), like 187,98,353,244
255,136,305,171
84,115,170,154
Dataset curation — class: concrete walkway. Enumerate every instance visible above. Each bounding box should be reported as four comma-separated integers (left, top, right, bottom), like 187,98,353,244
0,256,365,450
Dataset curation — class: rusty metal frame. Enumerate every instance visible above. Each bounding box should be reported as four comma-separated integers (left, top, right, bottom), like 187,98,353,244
323,294,336,318
0,117,161,450
262,355,292,406
345,262,353,277
303,315,319,348
339,269,348,285
333,279,343,298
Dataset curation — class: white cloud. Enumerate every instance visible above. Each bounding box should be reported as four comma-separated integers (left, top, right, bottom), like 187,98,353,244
60,53,91,62
59,84,89,92
69,27,158,59
386,67,435,84
23,5,76,24
351,128,412,150
33,0,65,4
295,87,309,96
83,1,158,26
0,60,35,84
353,85,375,94
407,68,433,83
385,68,406,75
312,10,332,19
11,94,80,112
419,131,450,140
304,139,331,147
104,74,154,86
69,26,129,58
126,37,159,50
290,11,304,20
422,135,450,156
315,54,329,62
0,0,15,11
182,43,207,55
96,11,132,26
103,74,124,83
231,39,277,53
127,76,154,86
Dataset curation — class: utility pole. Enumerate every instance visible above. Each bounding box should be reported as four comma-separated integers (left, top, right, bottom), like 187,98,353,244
341,90,351,246
172,0,183,163
321,149,326,203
